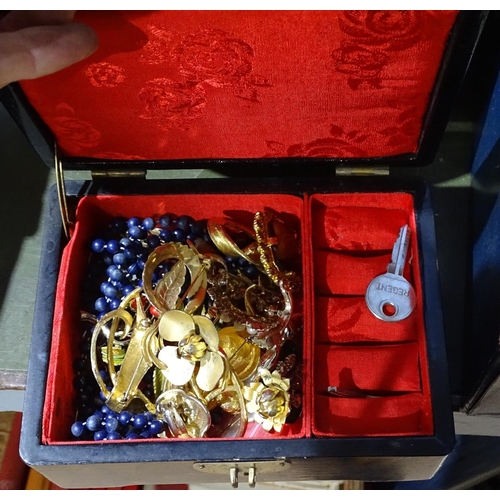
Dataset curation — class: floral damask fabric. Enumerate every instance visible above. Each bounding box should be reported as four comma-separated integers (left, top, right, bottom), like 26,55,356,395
19,10,458,161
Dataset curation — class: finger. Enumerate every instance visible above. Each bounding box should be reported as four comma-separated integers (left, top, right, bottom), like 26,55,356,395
0,23,98,88
0,11,76,32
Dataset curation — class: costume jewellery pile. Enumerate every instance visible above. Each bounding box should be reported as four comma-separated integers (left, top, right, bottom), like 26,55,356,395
71,210,303,441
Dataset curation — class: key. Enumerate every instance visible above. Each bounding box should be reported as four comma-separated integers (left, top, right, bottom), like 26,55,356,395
365,224,417,322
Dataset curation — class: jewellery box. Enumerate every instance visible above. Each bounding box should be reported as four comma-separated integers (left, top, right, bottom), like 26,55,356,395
0,10,488,489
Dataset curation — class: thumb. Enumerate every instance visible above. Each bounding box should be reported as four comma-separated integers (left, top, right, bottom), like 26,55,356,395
0,22,98,88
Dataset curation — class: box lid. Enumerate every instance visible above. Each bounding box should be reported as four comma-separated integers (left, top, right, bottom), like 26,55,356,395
0,10,489,172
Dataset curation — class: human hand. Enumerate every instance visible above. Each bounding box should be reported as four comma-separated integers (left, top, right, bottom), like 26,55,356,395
0,11,98,88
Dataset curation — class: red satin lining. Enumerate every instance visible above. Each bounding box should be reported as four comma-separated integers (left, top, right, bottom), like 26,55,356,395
43,193,306,444
18,10,458,161
315,296,418,343
43,190,433,443
309,192,432,437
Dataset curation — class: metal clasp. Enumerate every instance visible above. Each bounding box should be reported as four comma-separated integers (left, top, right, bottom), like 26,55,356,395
193,459,291,488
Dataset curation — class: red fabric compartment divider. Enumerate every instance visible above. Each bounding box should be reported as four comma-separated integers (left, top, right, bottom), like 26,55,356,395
313,393,429,437
309,192,433,438
315,295,418,343
314,343,422,393
43,192,307,444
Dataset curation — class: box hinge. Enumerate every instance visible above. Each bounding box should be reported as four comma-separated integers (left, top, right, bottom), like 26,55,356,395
91,169,147,179
54,143,74,240
335,166,390,176
193,459,291,488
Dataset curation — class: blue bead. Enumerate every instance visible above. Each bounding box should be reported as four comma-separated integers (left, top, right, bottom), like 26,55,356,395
176,215,194,231
107,265,123,281
97,312,106,320
106,240,119,254
110,217,127,233
86,414,102,432
237,257,249,268
105,416,119,432
128,226,144,239
123,285,135,296
138,279,144,287
143,217,155,230
159,214,174,228
159,229,172,242
124,247,137,259
127,263,140,276
103,254,113,266
144,412,155,422
139,431,151,439
186,232,197,242
101,405,115,415
245,265,259,279
133,414,147,429
172,228,186,242
110,298,121,310
149,420,164,435
137,258,146,270
113,252,127,266
118,411,132,425
147,235,161,248
94,430,107,441
71,421,85,437
112,280,123,290
119,237,132,248
91,239,106,253
191,220,206,237
106,431,121,441
125,432,138,440
127,217,141,228
103,284,118,299
95,297,109,313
